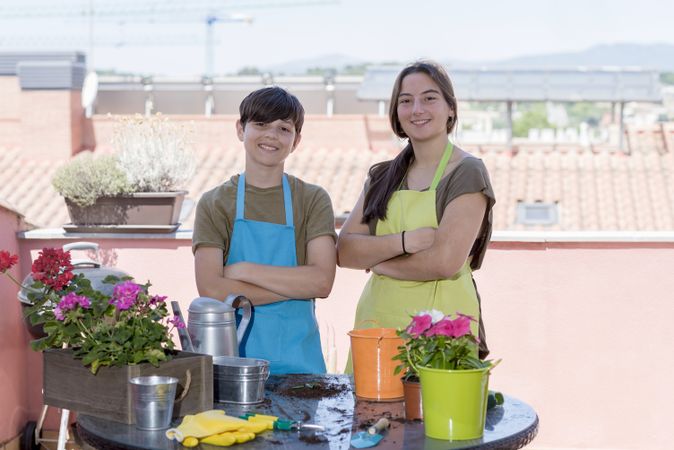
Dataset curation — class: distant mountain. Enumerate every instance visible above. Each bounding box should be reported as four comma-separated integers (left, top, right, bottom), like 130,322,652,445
261,43,674,75
490,43,674,71
264,53,366,75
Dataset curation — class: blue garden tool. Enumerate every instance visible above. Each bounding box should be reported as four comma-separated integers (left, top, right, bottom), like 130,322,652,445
351,417,389,448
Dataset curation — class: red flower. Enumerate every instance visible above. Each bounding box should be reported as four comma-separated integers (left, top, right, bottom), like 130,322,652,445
0,250,19,273
31,248,74,291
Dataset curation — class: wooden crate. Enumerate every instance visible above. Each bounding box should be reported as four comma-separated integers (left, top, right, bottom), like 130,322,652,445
43,349,213,424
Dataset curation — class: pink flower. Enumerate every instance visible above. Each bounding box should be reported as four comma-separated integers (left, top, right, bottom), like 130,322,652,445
54,306,65,321
58,292,91,312
110,281,141,311
451,315,472,338
425,318,454,337
169,316,186,329
150,295,167,305
407,314,433,338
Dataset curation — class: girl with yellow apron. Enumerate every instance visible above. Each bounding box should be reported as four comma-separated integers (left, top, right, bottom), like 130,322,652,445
339,61,492,370
351,142,480,337
354,142,480,330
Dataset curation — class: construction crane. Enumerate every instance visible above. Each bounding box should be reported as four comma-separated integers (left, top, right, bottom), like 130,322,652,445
0,0,336,75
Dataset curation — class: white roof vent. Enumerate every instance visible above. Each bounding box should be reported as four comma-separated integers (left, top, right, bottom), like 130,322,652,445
517,201,559,225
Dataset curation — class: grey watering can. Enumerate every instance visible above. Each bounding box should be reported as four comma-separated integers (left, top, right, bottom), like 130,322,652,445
187,294,252,357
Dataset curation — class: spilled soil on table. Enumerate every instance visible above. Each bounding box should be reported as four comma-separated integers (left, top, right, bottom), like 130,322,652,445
276,375,351,399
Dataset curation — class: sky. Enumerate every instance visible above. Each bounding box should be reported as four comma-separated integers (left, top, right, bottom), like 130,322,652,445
1,0,673,76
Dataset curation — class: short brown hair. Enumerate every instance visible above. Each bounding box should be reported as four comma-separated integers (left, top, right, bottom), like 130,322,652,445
239,86,305,134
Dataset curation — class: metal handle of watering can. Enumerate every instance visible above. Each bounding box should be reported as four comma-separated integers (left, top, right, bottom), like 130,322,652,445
224,294,252,344
63,242,101,268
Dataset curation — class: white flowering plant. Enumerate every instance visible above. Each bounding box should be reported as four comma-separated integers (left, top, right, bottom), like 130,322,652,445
52,114,195,207
114,114,195,192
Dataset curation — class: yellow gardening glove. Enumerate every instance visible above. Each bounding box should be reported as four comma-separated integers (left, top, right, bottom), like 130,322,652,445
181,437,200,448
243,416,275,431
232,431,256,443
199,432,236,447
200,431,256,447
165,410,249,443
237,420,271,434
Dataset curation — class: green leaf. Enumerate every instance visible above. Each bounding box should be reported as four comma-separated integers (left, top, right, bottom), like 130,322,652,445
102,275,123,285
30,336,51,351
90,359,102,374
81,351,100,366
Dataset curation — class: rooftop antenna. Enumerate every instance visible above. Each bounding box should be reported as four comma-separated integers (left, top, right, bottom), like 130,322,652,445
205,12,253,77
81,71,99,118
82,0,98,118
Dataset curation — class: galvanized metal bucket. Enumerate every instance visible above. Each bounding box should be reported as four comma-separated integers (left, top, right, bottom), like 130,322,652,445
212,356,269,404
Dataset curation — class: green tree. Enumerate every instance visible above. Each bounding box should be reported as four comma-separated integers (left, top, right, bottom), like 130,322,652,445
660,72,674,85
512,103,551,137
237,66,261,75
566,102,608,127
342,64,369,75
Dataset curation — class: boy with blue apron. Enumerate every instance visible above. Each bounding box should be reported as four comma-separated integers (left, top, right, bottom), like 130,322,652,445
228,173,326,374
192,87,335,375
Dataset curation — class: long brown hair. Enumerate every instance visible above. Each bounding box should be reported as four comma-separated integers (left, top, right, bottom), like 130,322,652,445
362,61,458,224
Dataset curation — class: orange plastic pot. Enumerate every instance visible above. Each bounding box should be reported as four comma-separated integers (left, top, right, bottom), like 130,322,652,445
348,328,404,401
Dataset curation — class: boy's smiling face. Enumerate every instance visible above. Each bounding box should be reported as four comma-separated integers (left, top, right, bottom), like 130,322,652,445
237,118,301,170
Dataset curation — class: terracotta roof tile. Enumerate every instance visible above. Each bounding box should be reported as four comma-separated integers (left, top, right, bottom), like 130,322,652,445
2,125,674,232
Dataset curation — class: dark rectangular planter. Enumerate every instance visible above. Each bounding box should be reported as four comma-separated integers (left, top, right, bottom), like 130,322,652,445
43,348,213,424
65,191,186,226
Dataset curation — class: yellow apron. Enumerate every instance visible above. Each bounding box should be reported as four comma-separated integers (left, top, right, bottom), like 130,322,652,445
349,142,480,364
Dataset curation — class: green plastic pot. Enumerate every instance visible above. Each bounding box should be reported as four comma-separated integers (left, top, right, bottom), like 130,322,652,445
417,365,491,440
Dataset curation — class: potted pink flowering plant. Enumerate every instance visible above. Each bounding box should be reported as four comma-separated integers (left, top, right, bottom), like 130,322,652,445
1,247,213,424
394,309,488,375
393,310,499,440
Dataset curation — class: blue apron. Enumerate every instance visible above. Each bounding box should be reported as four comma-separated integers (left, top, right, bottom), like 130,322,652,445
227,173,326,374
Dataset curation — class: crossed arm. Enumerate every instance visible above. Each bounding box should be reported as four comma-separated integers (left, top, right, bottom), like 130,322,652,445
336,190,486,281
194,235,336,306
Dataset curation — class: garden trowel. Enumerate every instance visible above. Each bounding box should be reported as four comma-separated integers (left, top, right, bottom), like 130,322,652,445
351,417,389,448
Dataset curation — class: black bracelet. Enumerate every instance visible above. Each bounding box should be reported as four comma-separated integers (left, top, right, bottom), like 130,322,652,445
401,231,409,255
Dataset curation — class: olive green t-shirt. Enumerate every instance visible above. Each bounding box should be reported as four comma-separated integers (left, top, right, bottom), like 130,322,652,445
367,156,495,271
192,174,337,265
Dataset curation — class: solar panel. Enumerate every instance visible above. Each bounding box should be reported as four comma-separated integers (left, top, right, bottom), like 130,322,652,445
357,66,662,103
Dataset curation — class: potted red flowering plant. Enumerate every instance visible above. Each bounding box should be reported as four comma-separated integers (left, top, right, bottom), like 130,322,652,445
393,310,500,440
1,247,184,372
0,247,213,424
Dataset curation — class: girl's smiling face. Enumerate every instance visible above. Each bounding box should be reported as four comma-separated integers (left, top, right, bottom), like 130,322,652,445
396,72,454,143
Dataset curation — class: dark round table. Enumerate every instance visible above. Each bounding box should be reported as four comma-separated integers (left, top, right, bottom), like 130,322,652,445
77,375,538,449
